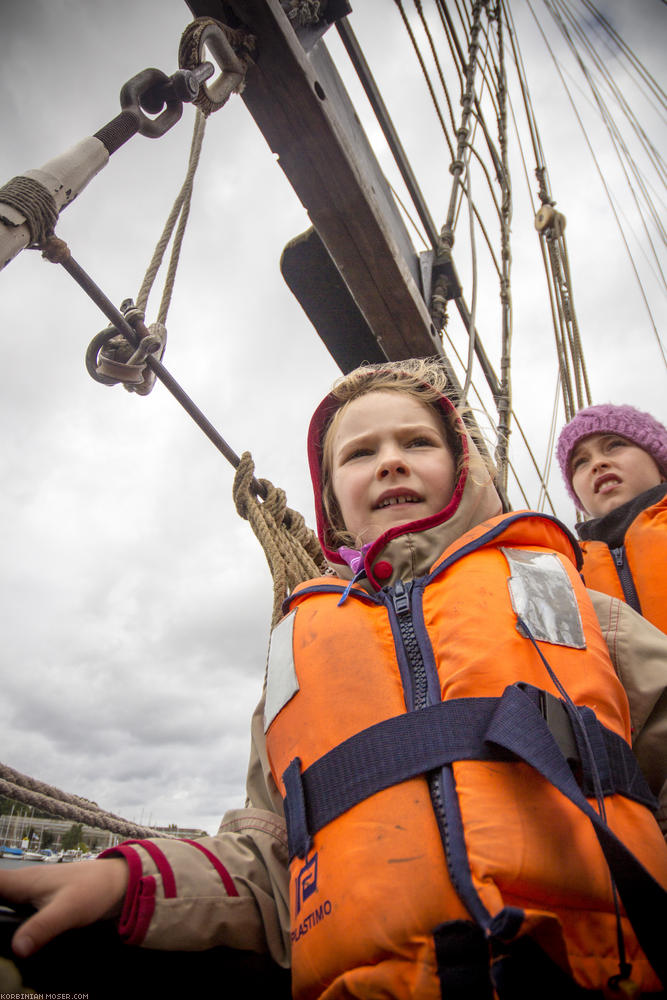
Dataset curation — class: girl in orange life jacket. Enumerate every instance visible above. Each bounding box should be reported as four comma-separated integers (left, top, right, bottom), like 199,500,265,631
263,359,667,998
1,360,666,1000
557,404,667,634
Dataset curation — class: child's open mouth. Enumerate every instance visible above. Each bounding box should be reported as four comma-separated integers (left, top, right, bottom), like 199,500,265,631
376,494,422,509
594,474,621,494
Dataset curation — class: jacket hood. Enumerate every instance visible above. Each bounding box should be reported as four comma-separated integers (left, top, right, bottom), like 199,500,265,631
307,386,503,588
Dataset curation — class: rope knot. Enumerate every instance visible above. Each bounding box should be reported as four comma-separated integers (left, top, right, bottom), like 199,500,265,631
40,235,71,264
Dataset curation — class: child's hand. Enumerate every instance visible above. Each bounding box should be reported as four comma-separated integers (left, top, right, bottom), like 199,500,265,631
0,857,129,957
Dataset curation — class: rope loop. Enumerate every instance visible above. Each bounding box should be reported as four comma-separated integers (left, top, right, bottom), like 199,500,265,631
233,452,326,626
178,18,255,118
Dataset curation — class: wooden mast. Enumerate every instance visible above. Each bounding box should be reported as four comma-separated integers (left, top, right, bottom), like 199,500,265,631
185,0,447,373
184,0,508,504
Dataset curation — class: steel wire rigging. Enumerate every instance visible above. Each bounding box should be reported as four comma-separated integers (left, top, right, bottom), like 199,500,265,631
368,0,663,509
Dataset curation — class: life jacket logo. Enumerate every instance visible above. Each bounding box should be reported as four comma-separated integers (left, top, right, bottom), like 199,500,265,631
295,852,318,915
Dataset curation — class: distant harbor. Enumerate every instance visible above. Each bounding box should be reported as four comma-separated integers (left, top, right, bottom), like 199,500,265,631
0,856,44,870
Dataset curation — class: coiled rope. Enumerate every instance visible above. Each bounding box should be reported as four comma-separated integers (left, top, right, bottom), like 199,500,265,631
233,453,328,628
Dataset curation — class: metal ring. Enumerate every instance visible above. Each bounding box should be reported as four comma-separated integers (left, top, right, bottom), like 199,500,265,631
179,19,246,115
85,328,122,385
120,68,183,138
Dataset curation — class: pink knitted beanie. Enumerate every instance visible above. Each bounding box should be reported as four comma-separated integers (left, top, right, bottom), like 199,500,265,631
557,404,667,509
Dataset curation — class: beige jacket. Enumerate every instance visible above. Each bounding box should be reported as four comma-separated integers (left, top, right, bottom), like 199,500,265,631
106,457,667,961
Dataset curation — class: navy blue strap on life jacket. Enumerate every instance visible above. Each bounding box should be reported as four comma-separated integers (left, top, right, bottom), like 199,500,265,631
282,684,666,983
282,685,656,862
282,697,515,860
483,683,667,986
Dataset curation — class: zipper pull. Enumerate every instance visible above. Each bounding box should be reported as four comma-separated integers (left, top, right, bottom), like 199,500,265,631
392,579,410,615
612,547,624,568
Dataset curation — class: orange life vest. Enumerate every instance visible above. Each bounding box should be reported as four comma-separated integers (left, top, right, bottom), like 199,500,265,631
264,512,667,999
579,495,667,633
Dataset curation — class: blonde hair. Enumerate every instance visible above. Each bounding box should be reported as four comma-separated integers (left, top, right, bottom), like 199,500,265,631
319,359,490,549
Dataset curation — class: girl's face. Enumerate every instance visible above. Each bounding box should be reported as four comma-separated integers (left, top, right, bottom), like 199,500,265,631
330,390,457,545
571,433,664,518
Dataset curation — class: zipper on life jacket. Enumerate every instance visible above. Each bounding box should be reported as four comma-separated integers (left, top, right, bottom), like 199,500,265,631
611,545,642,614
390,580,450,853
391,580,428,710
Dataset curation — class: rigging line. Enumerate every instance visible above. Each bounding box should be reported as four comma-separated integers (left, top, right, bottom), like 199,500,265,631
454,180,503,277
393,0,456,160
502,1,584,418
495,1,513,492
526,0,667,370
539,232,576,421
558,234,592,405
413,0,459,134
557,0,667,185
506,74,539,216
452,149,504,275
420,0,506,185
580,0,667,112
336,18,440,249
546,0,667,202
589,105,667,285
453,0,473,38
461,141,478,407
448,28,504,234
559,233,593,406
540,60,667,275
502,1,552,194
449,7,508,191
388,180,430,251
537,372,562,514
443,0,486,239
434,0,465,96
512,410,557,515
549,0,667,253
546,234,585,410
136,109,208,324
553,55,667,219
476,19,503,115
449,48,506,242
436,0,463,91
441,326,556,513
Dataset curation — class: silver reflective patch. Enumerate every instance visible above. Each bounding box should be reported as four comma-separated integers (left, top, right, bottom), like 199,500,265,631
264,610,299,732
501,548,586,648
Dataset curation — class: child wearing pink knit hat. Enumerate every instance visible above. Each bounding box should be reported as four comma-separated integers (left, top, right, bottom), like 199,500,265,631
557,403,667,633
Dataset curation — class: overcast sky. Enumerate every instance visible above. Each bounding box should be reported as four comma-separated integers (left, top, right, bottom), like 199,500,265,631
0,0,664,835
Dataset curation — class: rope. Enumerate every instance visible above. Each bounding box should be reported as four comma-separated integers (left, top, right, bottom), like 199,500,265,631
233,453,327,627
135,109,207,324
494,3,513,491
524,0,667,372
393,0,456,160
460,142,477,407
442,325,557,514
0,176,58,245
0,763,174,840
414,0,460,139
